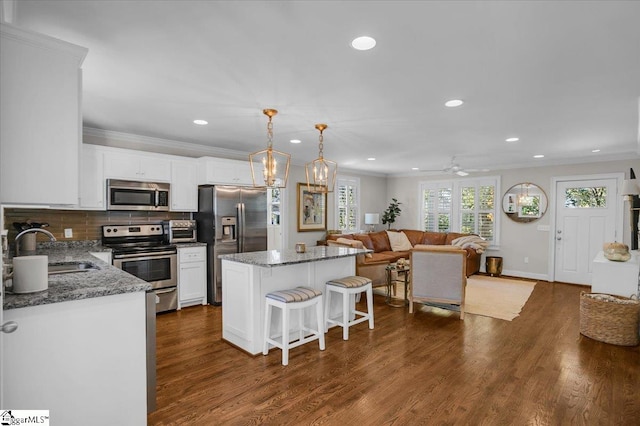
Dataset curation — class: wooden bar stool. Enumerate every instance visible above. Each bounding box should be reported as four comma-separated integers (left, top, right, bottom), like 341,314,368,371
325,276,374,340
263,286,325,366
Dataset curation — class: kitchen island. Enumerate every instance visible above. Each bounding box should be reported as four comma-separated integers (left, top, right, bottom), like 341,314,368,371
219,245,368,355
2,242,151,425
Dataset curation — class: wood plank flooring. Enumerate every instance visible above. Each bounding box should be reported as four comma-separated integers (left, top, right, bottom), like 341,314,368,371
148,281,640,425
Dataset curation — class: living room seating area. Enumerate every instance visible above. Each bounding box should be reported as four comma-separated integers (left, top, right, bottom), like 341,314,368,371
326,230,487,287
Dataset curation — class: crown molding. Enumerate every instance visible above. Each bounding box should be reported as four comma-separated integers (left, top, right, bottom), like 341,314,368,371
0,22,87,64
83,127,252,161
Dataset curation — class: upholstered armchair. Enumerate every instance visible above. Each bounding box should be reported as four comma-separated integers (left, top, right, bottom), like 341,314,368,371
409,245,467,319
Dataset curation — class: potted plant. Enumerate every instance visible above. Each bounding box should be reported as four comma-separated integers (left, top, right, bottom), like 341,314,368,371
382,198,402,229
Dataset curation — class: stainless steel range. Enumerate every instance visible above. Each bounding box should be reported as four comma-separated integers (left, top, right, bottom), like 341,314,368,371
102,223,177,313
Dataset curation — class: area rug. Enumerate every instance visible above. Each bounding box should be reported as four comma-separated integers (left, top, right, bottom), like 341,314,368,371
463,275,536,321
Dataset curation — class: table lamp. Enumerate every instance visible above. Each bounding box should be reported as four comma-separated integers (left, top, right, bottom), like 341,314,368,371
364,213,380,233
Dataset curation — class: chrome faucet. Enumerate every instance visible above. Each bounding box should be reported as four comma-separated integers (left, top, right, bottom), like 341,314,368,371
15,228,57,256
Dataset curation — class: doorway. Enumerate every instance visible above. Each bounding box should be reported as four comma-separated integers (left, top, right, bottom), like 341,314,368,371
551,175,623,285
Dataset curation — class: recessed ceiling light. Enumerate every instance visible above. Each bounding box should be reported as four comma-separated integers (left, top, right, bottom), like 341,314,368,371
411,167,419,170
193,119,208,125
351,36,376,51
533,154,544,158
445,99,464,108
505,137,519,142
367,157,376,161
290,139,301,144
591,149,601,153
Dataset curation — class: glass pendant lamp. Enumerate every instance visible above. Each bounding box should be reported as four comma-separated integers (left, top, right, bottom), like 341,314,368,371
249,109,290,188
305,123,337,193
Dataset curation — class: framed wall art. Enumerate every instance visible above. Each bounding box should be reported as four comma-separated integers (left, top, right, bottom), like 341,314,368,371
297,183,327,232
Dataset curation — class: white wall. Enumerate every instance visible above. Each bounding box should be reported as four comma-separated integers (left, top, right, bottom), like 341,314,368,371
387,159,639,281
284,165,388,248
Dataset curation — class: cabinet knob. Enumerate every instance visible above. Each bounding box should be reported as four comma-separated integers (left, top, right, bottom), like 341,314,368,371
1,321,18,334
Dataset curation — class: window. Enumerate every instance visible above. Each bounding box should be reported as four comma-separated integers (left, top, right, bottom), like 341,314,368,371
420,177,499,245
422,183,452,232
564,186,607,208
335,177,360,233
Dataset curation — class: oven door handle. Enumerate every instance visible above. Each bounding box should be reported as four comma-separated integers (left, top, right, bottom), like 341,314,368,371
114,251,177,260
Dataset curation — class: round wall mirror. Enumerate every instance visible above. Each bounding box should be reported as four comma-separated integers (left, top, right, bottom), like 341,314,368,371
502,183,548,223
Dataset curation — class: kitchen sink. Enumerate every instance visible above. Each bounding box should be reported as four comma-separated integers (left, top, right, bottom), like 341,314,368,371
48,261,100,275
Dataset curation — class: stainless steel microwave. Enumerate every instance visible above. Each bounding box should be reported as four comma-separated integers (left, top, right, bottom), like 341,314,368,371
107,179,170,211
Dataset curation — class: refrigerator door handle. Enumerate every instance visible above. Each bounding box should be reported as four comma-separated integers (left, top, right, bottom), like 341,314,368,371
237,202,245,252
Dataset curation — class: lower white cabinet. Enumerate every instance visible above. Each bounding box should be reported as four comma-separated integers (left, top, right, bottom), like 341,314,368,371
2,292,148,425
178,245,207,308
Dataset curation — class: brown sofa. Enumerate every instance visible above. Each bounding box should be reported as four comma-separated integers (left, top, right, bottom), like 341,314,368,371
326,230,482,286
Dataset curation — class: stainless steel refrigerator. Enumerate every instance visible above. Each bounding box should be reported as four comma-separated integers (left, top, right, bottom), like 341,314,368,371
195,185,268,305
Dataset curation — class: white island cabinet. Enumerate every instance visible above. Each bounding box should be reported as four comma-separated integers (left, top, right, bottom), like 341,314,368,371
220,246,366,355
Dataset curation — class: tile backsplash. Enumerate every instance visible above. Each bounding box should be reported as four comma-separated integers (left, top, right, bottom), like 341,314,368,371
4,208,189,243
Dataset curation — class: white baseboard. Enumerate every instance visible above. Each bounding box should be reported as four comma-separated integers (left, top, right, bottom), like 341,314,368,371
480,267,549,282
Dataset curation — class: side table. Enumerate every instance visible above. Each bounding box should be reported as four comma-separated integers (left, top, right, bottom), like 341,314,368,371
385,263,410,308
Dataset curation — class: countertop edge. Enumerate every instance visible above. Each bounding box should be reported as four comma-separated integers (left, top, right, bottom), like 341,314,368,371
219,246,368,268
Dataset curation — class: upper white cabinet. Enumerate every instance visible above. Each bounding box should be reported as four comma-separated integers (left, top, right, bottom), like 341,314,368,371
104,151,171,182
197,157,254,186
0,24,87,205
170,159,198,211
79,144,105,210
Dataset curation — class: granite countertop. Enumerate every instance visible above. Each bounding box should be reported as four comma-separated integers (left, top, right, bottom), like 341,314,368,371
3,241,150,311
219,245,369,268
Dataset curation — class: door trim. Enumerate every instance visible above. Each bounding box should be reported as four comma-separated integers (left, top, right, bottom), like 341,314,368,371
548,173,624,282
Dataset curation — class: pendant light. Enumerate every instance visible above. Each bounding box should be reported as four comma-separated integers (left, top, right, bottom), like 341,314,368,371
249,109,290,188
305,123,337,193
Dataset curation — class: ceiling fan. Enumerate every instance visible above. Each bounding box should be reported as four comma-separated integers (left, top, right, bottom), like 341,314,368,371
422,156,488,176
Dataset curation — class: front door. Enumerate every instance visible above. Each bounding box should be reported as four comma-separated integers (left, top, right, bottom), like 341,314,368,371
554,177,620,285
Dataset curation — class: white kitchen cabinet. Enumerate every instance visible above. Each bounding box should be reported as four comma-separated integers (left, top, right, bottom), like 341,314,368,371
3,292,147,425
171,159,198,211
104,150,171,182
178,246,207,308
197,157,255,186
0,23,87,205
79,144,106,209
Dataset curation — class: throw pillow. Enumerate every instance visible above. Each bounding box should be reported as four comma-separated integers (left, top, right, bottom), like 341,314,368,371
386,231,413,251
336,237,373,258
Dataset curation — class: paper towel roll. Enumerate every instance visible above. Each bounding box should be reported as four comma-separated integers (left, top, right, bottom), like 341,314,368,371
12,255,48,293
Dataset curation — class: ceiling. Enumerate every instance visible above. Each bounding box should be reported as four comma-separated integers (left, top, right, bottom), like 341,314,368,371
6,0,640,176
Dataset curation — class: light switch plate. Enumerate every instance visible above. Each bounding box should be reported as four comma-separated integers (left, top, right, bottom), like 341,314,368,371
64,228,73,238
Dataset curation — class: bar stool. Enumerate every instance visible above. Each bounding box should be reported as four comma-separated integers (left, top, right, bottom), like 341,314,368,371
325,276,374,340
263,286,325,366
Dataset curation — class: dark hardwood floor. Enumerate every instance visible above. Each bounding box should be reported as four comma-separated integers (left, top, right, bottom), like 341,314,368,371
148,281,640,425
